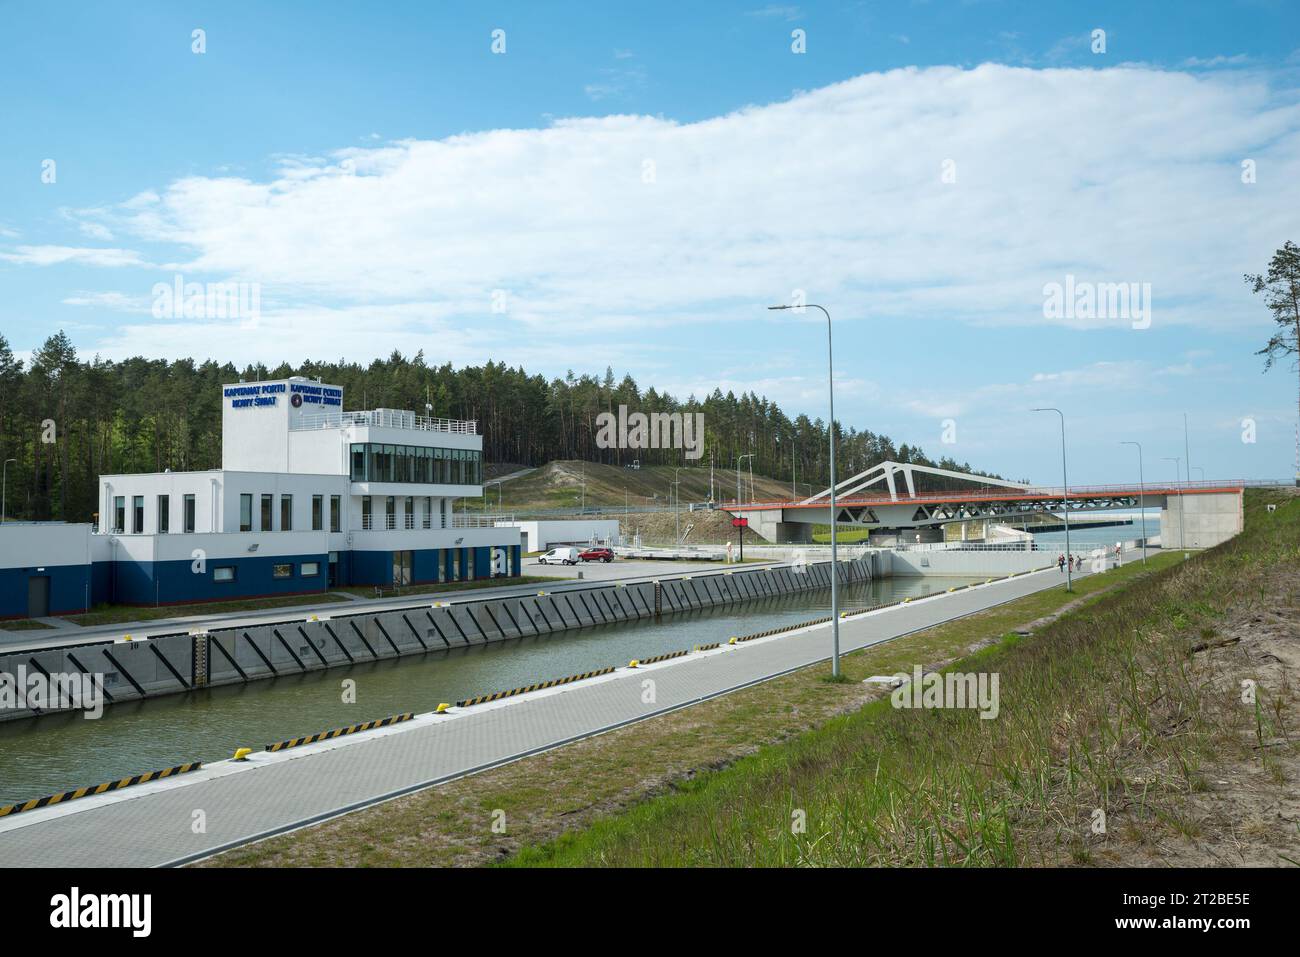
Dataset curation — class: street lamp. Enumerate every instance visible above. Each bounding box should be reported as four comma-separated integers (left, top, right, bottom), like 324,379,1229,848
1031,408,1072,592
1163,456,1183,549
1,458,15,524
1120,441,1147,565
673,467,683,543
736,454,754,506
769,302,841,677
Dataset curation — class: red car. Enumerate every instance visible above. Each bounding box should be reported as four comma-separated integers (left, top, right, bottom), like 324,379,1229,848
579,547,615,563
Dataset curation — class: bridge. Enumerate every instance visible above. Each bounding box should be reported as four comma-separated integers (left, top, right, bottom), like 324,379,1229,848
722,461,1252,548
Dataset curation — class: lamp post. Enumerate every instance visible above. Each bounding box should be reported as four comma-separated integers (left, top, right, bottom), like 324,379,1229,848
1032,408,1072,591
769,302,840,677
736,454,754,506
1120,441,1147,565
673,467,683,543
1,458,15,524
1163,456,1183,549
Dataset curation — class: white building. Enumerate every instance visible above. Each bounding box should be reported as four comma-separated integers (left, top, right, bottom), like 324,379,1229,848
1,377,523,618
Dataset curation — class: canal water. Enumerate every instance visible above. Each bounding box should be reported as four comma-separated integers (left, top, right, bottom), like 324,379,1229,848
0,575,977,804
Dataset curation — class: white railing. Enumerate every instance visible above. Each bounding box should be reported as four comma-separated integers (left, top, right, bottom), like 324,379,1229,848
357,512,512,530
889,541,1040,553
290,408,477,434
450,513,514,528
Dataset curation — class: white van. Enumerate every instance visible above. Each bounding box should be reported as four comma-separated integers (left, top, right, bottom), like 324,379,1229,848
537,546,580,566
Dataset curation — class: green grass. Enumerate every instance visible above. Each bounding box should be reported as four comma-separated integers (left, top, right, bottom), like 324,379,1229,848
507,490,1298,867
0,618,55,631
495,460,793,512
810,524,871,544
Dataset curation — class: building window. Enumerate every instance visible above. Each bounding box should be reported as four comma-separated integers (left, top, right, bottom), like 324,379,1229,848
261,494,273,531
157,495,170,533
240,494,253,532
362,495,372,530
301,561,320,576
272,563,292,579
385,495,396,530
214,566,236,582
132,496,144,534
312,495,323,531
422,497,431,529
404,496,414,529
184,494,196,533
113,496,125,533
330,495,341,532
281,494,293,531
347,443,482,486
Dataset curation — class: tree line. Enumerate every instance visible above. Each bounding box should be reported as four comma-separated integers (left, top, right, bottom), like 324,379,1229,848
0,331,1005,523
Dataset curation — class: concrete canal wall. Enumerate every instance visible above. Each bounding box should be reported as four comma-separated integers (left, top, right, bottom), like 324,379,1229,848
0,558,871,722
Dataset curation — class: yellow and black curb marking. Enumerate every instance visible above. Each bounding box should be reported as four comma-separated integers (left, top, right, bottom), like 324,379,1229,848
266,713,414,752
635,649,689,666
693,642,721,652
0,762,203,819
457,667,616,708
728,596,916,646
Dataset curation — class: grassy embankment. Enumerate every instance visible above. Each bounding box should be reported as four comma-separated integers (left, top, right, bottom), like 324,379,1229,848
208,512,1227,867
510,488,1298,866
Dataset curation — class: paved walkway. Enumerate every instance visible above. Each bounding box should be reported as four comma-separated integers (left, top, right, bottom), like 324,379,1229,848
0,559,1113,868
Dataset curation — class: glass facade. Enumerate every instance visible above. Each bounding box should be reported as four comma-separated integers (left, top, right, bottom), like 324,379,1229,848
349,443,481,485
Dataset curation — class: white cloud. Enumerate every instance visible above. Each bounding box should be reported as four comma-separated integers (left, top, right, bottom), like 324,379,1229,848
0,245,147,267
746,5,802,20
61,291,151,311
17,63,1300,366
1182,54,1253,68
78,222,115,241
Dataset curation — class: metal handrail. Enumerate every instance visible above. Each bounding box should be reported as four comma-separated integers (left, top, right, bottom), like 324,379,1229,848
290,409,478,434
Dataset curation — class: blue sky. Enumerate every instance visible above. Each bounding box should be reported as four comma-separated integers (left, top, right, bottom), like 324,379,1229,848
2,0,1299,485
